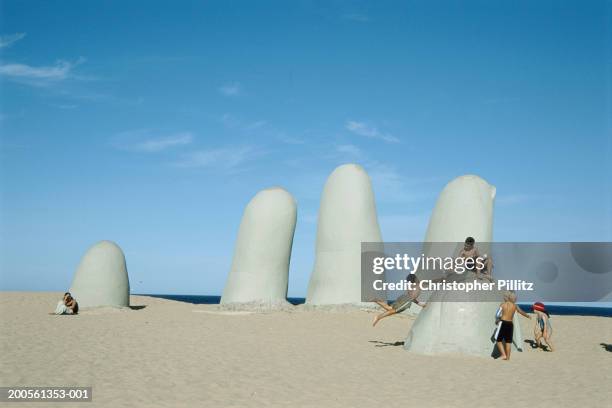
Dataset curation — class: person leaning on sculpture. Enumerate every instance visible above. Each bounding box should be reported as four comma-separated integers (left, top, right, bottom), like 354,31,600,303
494,291,531,360
458,236,493,281
55,292,79,315
372,274,427,327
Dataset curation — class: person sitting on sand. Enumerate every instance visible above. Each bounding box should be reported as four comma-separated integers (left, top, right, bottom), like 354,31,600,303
494,291,530,360
372,274,426,327
458,236,493,281
533,302,554,351
55,292,79,315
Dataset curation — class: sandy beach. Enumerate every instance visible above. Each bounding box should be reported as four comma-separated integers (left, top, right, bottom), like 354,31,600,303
0,292,610,407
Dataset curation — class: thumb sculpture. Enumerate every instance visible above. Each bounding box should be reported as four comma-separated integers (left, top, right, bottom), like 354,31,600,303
404,175,522,356
306,164,382,305
70,240,130,308
221,187,297,305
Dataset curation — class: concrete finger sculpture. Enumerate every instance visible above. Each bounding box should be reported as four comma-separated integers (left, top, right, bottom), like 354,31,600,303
221,187,297,305
70,240,130,308
404,175,524,356
307,164,383,305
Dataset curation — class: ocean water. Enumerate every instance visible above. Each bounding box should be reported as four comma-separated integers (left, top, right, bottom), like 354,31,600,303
516,303,612,317
141,294,306,306
138,294,612,317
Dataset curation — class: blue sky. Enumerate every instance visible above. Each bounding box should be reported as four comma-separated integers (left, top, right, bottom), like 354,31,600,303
1,0,610,296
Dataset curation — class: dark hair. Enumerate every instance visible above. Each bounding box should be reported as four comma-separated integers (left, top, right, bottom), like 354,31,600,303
64,292,71,297
465,237,475,244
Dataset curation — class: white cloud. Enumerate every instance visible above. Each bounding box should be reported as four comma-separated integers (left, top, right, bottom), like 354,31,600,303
345,120,399,143
113,130,194,153
174,146,261,171
0,33,26,48
0,61,71,80
218,82,242,96
0,57,85,85
132,133,193,152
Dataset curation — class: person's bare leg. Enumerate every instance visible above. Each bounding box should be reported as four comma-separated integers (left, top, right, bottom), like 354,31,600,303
505,342,512,360
496,341,507,360
373,309,396,326
374,300,393,312
534,326,543,348
543,333,554,351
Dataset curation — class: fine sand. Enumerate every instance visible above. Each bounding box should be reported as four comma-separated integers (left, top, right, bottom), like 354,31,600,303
1,292,611,408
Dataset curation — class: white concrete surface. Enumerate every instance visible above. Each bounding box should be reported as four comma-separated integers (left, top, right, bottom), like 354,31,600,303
221,187,297,304
403,175,524,357
70,240,130,308
307,164,382,305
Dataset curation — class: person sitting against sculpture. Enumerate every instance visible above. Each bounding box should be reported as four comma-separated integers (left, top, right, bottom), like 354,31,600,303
458,236,493,281
55,292,79,315
372,274,426,327
494,291,530,360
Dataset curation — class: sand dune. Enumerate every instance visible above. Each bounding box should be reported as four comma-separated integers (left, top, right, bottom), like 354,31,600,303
1,292,611,407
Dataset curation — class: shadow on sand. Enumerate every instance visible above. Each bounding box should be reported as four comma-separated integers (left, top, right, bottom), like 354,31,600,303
369,340,404,348
600,343,612,352
524,339,552,352
129,305,147,310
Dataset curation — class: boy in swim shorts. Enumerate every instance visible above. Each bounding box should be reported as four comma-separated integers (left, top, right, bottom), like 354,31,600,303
494,291,531,360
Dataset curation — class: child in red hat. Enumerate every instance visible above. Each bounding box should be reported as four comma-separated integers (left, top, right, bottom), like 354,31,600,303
533,302,554,351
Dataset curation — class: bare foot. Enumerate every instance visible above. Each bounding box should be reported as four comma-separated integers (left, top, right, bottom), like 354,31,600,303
373,316,381,327
501,355,508,360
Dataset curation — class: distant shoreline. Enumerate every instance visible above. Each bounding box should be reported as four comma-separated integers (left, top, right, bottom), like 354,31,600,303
137,294,612,317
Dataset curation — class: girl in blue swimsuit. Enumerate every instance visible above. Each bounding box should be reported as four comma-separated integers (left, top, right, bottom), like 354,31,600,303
533,302,554,351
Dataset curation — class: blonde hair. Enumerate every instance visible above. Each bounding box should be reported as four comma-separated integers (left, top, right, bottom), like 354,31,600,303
503,291,517,303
